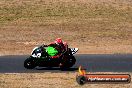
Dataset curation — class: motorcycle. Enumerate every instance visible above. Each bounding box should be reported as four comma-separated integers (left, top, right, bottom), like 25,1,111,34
24,44,79,69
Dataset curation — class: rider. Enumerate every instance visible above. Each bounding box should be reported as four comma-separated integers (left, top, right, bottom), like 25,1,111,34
47,38,68,59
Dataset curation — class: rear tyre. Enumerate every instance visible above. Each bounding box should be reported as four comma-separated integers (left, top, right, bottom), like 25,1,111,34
24,57,36,69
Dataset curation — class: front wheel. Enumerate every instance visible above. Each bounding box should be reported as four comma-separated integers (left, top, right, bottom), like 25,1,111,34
60,56,76,69
24,56,36,69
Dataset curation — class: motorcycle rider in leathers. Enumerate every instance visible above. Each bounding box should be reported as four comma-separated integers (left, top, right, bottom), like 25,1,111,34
44,38,68,59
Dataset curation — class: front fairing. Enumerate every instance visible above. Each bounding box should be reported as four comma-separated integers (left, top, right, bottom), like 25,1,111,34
31,46,42,58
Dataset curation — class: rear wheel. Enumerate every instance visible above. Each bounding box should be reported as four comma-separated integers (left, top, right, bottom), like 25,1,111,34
24,57,36,69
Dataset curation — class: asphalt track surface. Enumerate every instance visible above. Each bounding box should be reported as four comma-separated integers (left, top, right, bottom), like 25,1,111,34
0,54,132,73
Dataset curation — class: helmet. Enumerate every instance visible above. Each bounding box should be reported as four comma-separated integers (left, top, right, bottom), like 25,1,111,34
55,38,63,44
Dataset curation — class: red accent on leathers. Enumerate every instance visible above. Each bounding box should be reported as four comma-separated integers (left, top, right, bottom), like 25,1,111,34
50,55,60,59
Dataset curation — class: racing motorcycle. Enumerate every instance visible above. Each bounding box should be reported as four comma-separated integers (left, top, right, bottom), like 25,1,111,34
24,44,78,69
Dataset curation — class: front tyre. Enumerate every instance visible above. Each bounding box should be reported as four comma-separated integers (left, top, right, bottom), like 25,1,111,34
24,56,36,69
60,56,76,69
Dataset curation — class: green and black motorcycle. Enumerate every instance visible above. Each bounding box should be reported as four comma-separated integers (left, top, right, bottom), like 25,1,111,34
24,45,78,69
